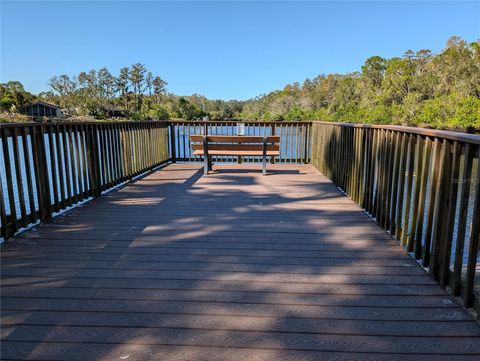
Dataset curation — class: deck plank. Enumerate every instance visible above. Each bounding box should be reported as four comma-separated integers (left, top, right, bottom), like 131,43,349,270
2,164,479,360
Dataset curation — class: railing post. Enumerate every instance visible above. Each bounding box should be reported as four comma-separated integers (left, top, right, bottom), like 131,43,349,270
202,135,209,175
1,127,16,238
86,124,102,197
31,125,52,221
262,136,267,176
303,124,309,164
169,123,176,163
271,124,276,164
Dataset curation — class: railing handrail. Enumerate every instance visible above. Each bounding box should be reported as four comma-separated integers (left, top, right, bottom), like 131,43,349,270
311,120,480,146
2,120,478,144
169,120,313,125
0,120,170,128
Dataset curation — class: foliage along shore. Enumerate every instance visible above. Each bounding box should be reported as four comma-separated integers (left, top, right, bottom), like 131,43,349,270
1,36,479,131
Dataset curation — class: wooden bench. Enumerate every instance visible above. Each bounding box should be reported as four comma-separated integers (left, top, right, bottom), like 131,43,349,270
190,135,281,175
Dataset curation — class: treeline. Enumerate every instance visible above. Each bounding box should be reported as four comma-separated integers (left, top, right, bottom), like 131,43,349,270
241,36,480,130
1,36,479,130
0,64,242,120
1,63,244,121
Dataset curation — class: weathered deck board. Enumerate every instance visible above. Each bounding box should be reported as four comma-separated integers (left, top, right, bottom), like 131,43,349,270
1,164,479,361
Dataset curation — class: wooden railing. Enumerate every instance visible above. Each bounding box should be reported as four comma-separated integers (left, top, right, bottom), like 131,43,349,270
2,119,479,310
169,121,311,163
0,121,170,239
1,120,310,240
310,121,480,309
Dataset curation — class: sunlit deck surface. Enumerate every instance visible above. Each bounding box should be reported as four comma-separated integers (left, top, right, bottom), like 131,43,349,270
1,164,480,360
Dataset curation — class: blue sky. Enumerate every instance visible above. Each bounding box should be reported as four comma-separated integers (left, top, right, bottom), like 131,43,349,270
1,1,479,100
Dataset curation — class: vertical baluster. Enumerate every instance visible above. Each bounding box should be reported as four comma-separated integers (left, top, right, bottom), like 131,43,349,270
68,125,79,202
87,124,101,197
452,144,474,295
364,129,374,213
382,131,394,229
394,133,408,240
389,132,402,235
136,123,142,174
430,139,452,279
32,126,51,221
22,127,36,223
373,129,384,220
129,123,135,176
107,124,117,184
62,124,72,204
378,129,389,224
169,122,176,163
112,124,121,184
132,124,138,176
55,125,66,207
401,134,415,246
1,127,18,236
141,123,146,171
413,137,432,258
352,127,358,198
175,123,180,162
423,138,442,266
123,123,130,179
11,128,27,227
73,124,83,196
370,129,379,214
0,166,7,238
356,128,365,204
407,135,424,252
295,124,299,162
381,130,393,227
181,123,186,162
187,123,192,162
464,155,480,307
361,128,371,210
439,141,461,285
47,126,59,211
79,124,89,198
144,124,149,170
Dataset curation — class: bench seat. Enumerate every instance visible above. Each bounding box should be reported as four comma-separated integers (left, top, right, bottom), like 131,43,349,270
193,149,280,156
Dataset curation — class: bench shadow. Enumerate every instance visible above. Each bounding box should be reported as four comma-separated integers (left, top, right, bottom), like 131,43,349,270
212,167,301,175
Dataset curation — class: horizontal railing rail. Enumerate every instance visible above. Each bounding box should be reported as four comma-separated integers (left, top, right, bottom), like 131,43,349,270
169,121,311,163
0,121,170,239
310,121,480,310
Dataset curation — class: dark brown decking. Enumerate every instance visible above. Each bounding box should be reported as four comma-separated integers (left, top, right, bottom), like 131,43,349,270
1,164,479,361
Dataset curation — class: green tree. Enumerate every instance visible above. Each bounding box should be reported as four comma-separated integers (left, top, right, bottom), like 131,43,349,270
129,63,147,112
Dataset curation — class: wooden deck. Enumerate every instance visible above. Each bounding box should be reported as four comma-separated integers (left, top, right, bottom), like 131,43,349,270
1,163,480,360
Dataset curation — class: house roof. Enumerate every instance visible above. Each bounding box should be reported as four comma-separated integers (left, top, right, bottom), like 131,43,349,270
24,101,60,109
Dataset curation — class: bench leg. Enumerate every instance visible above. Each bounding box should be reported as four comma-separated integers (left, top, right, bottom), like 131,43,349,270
204,156,209,175
262,136,268,176
208,156,213,171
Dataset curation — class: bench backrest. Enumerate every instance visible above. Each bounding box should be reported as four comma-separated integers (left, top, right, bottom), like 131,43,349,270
190,135,280,153
190,135,280,143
